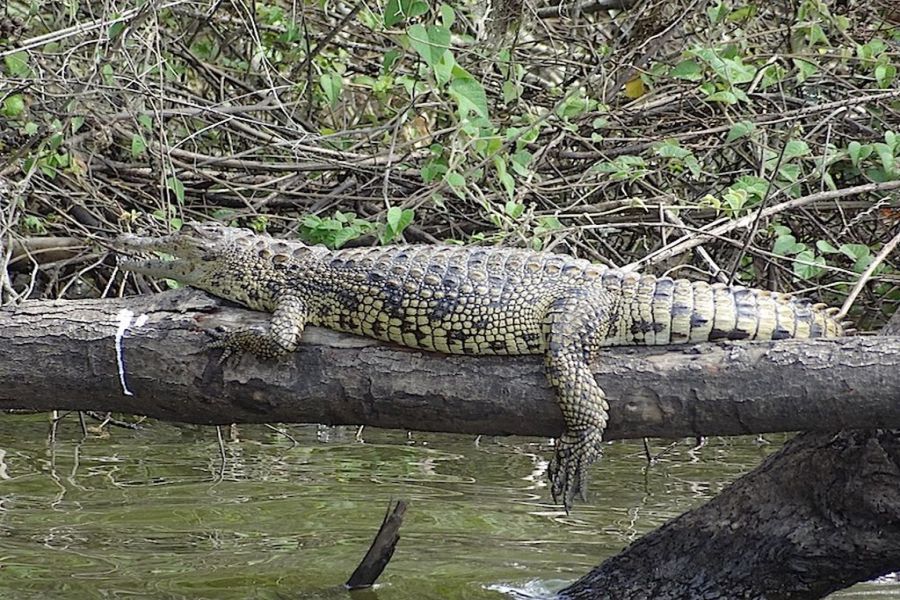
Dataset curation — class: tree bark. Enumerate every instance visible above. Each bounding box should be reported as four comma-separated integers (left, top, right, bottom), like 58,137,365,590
1,289,899,441
559,429,900,600
557,312,900,599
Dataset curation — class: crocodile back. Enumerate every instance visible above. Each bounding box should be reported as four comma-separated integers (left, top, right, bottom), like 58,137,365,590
294,244,605,355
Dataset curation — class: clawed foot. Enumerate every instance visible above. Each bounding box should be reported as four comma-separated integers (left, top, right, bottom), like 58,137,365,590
206,328,290,364
548,427,604,512
205,329,242,364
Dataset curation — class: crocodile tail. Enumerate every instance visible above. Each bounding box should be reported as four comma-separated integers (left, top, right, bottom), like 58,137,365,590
613,273,849,346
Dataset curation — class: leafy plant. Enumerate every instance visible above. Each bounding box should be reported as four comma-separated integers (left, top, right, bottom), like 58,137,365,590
300,212,377,249
381,206,415,243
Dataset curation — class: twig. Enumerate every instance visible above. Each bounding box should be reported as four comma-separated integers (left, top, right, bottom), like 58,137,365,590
346,500,408,589
627,180,900,272
839,228,900,320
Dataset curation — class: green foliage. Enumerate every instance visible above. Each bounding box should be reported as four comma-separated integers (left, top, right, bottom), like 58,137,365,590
4,0,897,324
407,24,450,68
300,212,377,249
1,94,25,118
652,139,701,178
3,51,31,77
771,225,826,280
319,72,343,107
166,176,185,204
590,155,648,182
384,0,428,27
856,38,897,88
20,215,47,234
382,206,415,243
680,45,757,105
845,132,900,181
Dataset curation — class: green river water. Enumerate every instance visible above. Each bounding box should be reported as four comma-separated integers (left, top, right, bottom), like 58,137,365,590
0,414,896,599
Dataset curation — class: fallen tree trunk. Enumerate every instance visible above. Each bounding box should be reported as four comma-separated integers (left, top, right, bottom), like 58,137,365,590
558,312,900,599
559,429,900,599
1,289,899,440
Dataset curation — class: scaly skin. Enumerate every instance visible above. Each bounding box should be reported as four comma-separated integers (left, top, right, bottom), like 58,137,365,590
117,222,848,511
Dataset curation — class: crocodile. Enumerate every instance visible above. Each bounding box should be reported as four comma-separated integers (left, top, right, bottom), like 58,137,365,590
116,222,849,511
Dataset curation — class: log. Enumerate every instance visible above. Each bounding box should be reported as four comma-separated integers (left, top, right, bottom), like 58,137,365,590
558,429,900,600
557,311,900,599
1,289,899,440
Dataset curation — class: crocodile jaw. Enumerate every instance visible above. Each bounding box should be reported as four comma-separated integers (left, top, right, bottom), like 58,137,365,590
115,230,214,284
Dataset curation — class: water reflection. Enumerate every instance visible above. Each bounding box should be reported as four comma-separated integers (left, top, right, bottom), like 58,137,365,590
0,415,894,599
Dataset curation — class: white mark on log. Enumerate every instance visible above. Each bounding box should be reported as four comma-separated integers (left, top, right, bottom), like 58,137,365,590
115,309,148,396
0,448,10,480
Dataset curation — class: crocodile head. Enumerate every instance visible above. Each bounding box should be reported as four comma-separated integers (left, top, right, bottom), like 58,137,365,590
115,222,302,310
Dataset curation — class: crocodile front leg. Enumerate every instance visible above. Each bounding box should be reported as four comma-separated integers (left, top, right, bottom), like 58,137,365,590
210,294,308,362
543,292,613,512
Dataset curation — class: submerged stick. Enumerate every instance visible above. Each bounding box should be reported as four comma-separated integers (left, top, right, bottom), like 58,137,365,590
346,500,408,589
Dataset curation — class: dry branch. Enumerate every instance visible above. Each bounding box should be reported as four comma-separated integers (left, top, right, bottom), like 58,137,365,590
1,289,898,439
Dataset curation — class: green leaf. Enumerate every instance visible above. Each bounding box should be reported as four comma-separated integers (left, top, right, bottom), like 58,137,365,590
386,206,404,231
384,0,404,27
653,139,691,159
383,207,414,243
23,121,38,135
320,72,343,106
793,249,826,280
848,141,862,166
449,77,489,119
838,243,871,261
384,0,428,27
502,80,520,103
534,215,562,235
407,24,450,68
383,49,401,72
510,149,533,176
108,21,126,40
555,91,596,119
166,176,186,204
782,139,810,162
773,234,804,256
706,90,738,104
726,121,755,142
504,200,524,218
777,163,801,183
445,171,466,197
771,224,791,236
138,114,153,131
131,134,147,158
440,4,455,28
707,2,728,24
684,154,702,178
494,156,515,199
432,51,456,87
875,63,897,88
793,58,817,82
421,159,448,182
331,227,361,248
671,59,703,81
1,94,25,118
874,143,897,175
723,188,749,214
815,239,840,254
4,51,31,77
